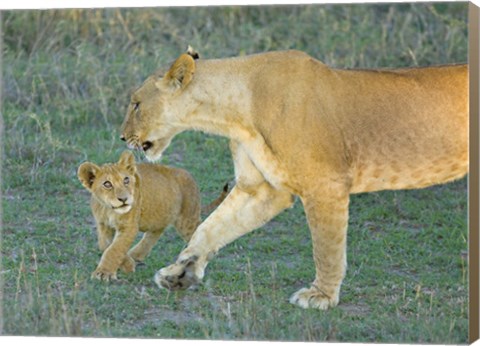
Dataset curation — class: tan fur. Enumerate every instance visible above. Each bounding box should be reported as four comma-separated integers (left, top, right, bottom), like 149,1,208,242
121,48,468,308
77,150,226,281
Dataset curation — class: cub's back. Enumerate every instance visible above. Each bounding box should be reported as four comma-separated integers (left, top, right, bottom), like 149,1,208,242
136,163,200,232
137,163,198,193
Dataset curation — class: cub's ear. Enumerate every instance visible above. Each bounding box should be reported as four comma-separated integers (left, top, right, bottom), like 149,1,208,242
78,162,100,191
118,150,137,175
163,53,196,90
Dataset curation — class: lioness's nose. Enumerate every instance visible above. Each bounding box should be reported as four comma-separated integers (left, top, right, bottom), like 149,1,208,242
120,135,126,141
118,196,127,203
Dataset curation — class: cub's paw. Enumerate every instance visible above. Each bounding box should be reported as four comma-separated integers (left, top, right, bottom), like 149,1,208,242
289,286,339,310
154,256,201,290
91,267,118,282
120,256,136,273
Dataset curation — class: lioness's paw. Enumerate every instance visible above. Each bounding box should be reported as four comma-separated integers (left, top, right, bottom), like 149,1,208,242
91,267,118,282
289,287,339,310
153,256,201,290
120,256,136,273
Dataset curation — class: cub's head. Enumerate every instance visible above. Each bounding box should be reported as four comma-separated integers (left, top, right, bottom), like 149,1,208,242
120,46,200,161
78,151,138,214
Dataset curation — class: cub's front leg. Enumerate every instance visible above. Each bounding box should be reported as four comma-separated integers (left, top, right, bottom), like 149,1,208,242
92,224,138,281
95,221,114,251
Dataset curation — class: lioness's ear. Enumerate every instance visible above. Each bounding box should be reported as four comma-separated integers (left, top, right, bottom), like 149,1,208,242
118,150,137,175
163,53,196,90
186,45,200,60
78,162,99,191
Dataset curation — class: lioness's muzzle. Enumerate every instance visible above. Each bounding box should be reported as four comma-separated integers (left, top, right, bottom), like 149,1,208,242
142,141,153,151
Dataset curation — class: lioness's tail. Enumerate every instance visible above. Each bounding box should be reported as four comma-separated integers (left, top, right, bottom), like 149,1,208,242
201,183,230,215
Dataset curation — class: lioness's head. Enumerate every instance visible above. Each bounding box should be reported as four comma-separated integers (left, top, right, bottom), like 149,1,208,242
120,46,200,161
78,151,138,214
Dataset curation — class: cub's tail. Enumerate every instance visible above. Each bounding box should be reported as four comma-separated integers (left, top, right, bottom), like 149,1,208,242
201,183,230,215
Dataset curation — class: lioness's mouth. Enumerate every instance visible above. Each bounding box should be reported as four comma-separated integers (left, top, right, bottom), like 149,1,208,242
142,141,153,151
123,137,172,162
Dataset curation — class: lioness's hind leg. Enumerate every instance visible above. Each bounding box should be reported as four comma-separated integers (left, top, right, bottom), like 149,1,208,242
290,185,349,310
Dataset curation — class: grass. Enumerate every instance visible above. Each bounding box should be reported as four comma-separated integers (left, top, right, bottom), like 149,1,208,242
1,3,469,343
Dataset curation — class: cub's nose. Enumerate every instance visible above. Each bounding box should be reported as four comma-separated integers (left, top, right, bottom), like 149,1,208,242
120,135,126,141
118,196,128,203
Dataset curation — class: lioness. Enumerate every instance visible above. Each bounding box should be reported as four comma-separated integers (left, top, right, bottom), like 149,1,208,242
78,150,227,281
120,47,468,309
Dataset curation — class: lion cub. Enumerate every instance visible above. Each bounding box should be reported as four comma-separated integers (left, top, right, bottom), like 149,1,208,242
78,150,227,281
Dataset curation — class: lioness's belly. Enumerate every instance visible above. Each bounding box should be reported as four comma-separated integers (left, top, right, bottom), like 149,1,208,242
350,153,468,193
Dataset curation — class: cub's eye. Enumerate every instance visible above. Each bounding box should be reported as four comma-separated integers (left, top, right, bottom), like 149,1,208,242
132,102,140,111
124,177,130,185
103,181,113,189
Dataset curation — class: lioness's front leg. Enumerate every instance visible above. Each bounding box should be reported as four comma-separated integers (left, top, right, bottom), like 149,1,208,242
154,182,294,290
154,141,294,290
92,226,138,281
290,183,350,309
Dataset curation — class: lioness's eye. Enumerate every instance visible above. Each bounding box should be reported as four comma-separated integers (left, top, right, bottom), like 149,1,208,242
103,181,112,189
124,177,130,185
132,102,140,111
